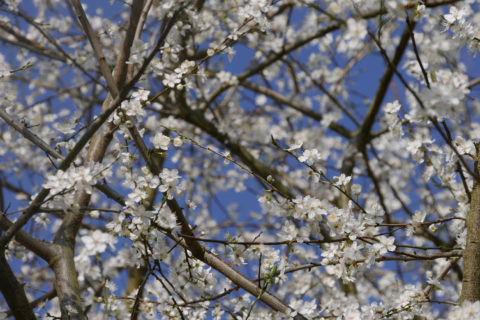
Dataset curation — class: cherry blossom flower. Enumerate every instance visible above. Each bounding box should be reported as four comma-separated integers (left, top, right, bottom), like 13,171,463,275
286,141,303,151
43,163,103,195
162,72,181,88
131,89,150,102
454,136,475,155
278,220,297,241
80,230,116,255
444,6,468,25
406,210,427,237
0,64,10,78
122,99,145,119
4,0,20,11
298,148,323,165
216,71,238,85
448,300,480,319
333,173,352,187
151,132,171,150
384,100,401,113
292,195,330,221
338,18,367,52
126,39,149,65
173,136,183,147
159,168,183,199
373,235,396,255
351,184,362,196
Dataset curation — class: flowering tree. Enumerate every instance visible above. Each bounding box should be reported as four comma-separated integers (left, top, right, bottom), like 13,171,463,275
1,0,480,319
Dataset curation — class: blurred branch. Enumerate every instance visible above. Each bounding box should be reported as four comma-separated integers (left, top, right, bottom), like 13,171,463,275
0,213,56,261
356,19,413,150
0,252,36,320
241,81,352,138
70,0,119,96
11,10,106,89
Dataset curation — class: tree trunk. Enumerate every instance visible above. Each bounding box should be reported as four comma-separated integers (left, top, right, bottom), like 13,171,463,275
460,144,480,302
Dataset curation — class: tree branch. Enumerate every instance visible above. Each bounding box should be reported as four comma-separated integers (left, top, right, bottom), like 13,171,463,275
0,251,36,320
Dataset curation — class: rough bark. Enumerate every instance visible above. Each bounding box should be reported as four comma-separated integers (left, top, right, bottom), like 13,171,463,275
460,144,480,302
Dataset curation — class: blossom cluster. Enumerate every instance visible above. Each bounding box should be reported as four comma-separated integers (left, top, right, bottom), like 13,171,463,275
111,89,150,126
43,162,108,196
2,1,480,319
442,5,480,53
162,60,195,89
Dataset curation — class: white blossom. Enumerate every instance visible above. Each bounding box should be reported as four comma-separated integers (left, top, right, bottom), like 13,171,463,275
173,136,183,147
373,235,396,255
159,168,183,199
454,136,475,155
151,132,171,150
80,230,117,255
384,100,401,113
333,173,352,187
298,148,323,165
448,300,480,319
